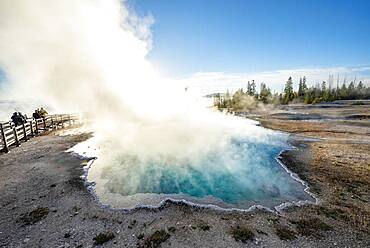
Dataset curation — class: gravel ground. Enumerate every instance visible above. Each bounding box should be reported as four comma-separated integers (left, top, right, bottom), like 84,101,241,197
0,104,369,247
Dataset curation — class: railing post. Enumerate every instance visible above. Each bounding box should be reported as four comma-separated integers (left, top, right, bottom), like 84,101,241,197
0,123,9,153
43,117,47,130
13,125,20,146
61,115,64,128
29,121,34,137
22,123,28,141
35,119,39,133
51,116,54,129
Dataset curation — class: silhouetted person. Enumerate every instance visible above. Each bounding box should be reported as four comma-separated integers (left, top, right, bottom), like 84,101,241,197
33,109,41,119
18,112,27,123
11,112,17,124
11,112,23,126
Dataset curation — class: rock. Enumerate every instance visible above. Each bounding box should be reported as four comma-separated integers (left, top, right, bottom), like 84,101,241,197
254,238,260,245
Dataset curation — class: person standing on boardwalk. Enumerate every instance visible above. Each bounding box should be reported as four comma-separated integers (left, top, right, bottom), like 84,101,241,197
39,107,48,118
33,109,41,119
11,112,24,126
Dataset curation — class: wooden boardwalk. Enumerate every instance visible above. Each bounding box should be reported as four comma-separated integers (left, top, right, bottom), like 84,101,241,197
0,114,79,153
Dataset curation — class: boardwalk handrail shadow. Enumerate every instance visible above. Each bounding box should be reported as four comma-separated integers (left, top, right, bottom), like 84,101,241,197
0,114,80,153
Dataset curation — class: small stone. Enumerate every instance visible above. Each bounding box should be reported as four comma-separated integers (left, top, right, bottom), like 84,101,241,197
254,238,261,245
23,238,30,243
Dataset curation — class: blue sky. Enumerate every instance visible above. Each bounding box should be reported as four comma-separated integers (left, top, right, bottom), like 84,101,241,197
129,0,370,90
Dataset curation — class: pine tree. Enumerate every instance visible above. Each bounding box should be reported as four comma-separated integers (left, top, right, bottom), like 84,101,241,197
304,88,315,104
357,81,364,91
339,83,347,99
321,81,327,92
322,81,330,102
348,81,355,99
283,77,294,104
247,81,252,95
357,81,364,99
259,83,271,104
298,78,304,97
225,89,232,110
250,80,256,96
302,76,308,92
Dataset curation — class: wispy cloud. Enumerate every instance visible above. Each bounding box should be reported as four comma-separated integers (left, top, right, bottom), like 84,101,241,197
182,65,370,94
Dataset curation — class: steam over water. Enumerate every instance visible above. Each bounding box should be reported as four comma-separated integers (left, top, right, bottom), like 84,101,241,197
75,117,313,210
0,1,314,210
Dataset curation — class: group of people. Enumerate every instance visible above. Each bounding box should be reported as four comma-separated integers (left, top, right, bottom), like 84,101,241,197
10,107,48,126
32,107,48,119
11,112,27,127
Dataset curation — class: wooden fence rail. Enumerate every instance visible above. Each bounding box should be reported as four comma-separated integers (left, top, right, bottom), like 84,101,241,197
0,114,80,153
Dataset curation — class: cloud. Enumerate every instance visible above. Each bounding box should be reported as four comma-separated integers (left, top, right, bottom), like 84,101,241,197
183,65,370,94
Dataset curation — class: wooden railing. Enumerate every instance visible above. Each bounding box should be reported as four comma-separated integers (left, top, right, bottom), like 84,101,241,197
0,114,80,153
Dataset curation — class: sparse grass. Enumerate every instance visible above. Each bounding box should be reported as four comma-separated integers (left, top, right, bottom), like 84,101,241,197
231,226,255,243
20,207,49,225
290,218,331,237
144,230,170,248
93,231,115,245
275,225,297,241
316,206,349,221
267,216,280,224
196,221,210,231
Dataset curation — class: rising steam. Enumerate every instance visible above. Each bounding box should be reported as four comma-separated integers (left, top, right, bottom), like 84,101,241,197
0,0,312,209
0,0,266,158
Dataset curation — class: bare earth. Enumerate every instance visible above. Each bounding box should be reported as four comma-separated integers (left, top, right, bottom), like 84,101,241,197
0,103,369,248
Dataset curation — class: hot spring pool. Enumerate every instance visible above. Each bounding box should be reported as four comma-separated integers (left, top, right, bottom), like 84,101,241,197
76,123,315,210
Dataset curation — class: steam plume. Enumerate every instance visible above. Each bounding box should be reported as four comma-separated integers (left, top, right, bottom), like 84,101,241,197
0,0,309,209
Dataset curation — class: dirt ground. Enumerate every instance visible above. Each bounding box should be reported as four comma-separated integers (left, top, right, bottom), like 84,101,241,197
0,102,369,247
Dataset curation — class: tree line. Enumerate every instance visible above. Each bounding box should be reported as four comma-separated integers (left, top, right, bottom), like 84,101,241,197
213,76,370,111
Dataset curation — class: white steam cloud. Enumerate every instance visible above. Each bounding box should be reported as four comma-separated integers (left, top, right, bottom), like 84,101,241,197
0,0,310,209
0,0,254,158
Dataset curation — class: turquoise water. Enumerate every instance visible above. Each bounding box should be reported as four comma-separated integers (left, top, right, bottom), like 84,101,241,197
89,134,313,209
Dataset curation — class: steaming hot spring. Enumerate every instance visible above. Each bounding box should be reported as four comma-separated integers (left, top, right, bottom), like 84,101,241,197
0,0,314,211
72,113,314,211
